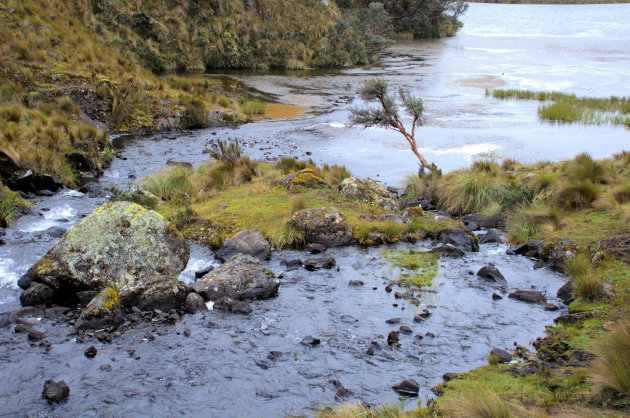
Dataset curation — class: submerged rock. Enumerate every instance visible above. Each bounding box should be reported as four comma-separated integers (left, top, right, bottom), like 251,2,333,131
391,379,419,396
42,379,70,404
430,244,465,258
191,254,279,302
217,229,271,261
477,264,507,287
19,202,190,307
303,256,336,271
213,297,252,314
305,243,327,254
75,288,124,330
479,229,504,244
291,207,353,247
508,290,546,304
437,227,479,252
337,177,398,211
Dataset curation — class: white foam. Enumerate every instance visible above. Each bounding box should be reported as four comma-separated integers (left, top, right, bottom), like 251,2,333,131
464,47,524,54
0,259,18,288
431,143,499,156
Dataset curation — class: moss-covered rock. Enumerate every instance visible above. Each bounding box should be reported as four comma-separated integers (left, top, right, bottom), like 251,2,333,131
337,177,398,211
75,288,124,330
272,168,329,192
20,201,189,306
290,206,353,247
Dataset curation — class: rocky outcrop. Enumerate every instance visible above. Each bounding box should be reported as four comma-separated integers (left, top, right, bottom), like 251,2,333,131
191,254,279,301
509,240,574,272
337,177,398,211
290,207,353,247
272,168,329,192
436,227,479,252
19,202,190,307
217,229,271,261
599,234,630,263
75,288,124,330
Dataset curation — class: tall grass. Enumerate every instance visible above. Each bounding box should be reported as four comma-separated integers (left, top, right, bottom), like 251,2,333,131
564,252,601,301
593,318,630,398
440,389,528,417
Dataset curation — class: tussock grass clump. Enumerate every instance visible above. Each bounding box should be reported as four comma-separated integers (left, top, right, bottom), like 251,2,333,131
141,166,194,205
565,252,601,301
355,226,372,245
382,223,403,243
0,183,30,227
275,157,310,174
317,401,406,418
593,318,630,399
488,352,501,366
290,196,306,214
439,389,528,418
554,180,600,210
321,163,351,186
566,153,610,185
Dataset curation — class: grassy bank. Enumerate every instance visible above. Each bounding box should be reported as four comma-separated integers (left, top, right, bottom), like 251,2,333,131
318,152,630,416
469,0,630,3
487,89,630,128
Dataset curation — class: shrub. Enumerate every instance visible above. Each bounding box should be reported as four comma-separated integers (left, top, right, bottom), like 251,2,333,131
566,153,609,184
382,223,402,243
554,180,600,210
593,318,630,398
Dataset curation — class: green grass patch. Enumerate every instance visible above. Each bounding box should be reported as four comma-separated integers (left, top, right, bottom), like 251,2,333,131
381,249,439,287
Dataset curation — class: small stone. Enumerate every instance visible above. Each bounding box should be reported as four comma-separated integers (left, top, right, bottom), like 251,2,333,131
386,318,401,324
183,293,208,314
413,309,431,322
399,325,412,335
99,364,112,371
42,379,70,404
168,313,180,321
184,329,192,337
348,280,364,286
84,346,98,358
425,332,435,338
268,351,283,360
391,379,419,396
300,335,321,346
492,293,503,300
544,303,559,311
387,331,399,345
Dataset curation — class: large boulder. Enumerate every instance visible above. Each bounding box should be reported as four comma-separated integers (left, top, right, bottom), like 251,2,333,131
272,168,329,192
477,264,507,287
119,276,187,311
191,254,279,301
436,227,479,252
337,177,398,211
19,202,190,305
75,288,124,330
290,207,353,247
217,229,271,261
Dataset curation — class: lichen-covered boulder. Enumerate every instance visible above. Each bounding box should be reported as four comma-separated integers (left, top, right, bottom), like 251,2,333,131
75,288,124,330
337,177,398,211
19,202,190,306
272,168,329,192
217,229,271,261
118,276,187,311
290,207,353,247
191,254,279,301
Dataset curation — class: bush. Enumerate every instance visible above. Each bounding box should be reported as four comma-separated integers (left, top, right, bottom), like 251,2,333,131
566,153,609,184
554,180,600,210
593,318,630,398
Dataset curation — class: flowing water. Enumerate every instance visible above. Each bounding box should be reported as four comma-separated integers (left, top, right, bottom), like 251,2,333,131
1,3,629,415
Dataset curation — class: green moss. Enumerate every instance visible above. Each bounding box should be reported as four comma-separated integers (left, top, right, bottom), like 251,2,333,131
381,249,439,287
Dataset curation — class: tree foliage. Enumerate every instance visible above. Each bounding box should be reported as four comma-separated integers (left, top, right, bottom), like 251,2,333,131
350,79,438,174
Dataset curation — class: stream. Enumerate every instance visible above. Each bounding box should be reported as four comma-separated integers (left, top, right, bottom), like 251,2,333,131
1,3,629,416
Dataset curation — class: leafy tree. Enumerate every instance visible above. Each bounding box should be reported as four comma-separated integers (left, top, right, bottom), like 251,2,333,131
350,79,438,174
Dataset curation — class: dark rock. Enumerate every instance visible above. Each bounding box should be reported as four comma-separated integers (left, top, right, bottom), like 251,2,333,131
386,318,401,324
303,256,336,271
42,379,70,404
291,207,353,247
78,182,103,196
281,258,302,270
14,171,63,194
305,243,327,254
13,306,44,318
414,309,431,322
300,335,321,346
399,325,412,335
391,379,419,396
429,244,465,258
437,227,479,252
532,260,547,270
554,311,597,325
511,240,574,272
119,277,186,311
182,292,208,314
76,290,99,307
461,213,502,230
331,379,353,400
194,265,214,280
492,293,503,300
508,290,546,304
14,324,34,334
42,226,67,238
425,332,435,338
556,281,573,304
490,347,512,363
28,329,46,340
84,346,98,358
216,229,271,261
184,329,192,337
44,306,70,319
544,303,559,311
387,331,399,345
192,254,279,301
442,373,457,382
169,313,180,321
477,264,507,287
268,351,283,360
19,283,54,307
479,229,504,244
348,280,364,286
99,364,112,372
213,297,252,315
75,288,124,331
